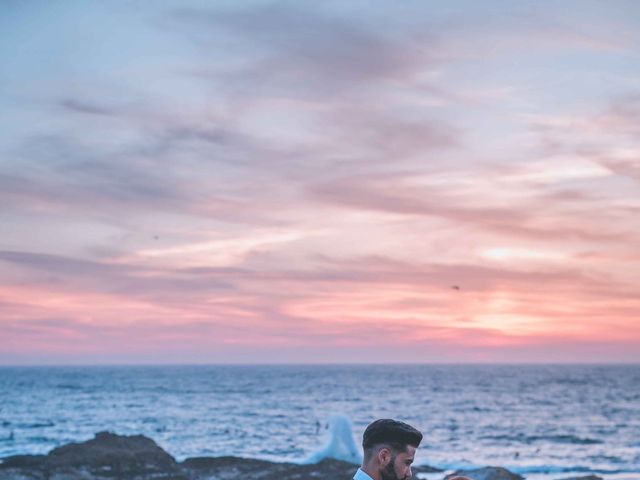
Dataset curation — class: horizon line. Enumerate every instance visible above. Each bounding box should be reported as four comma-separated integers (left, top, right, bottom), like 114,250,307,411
1,361,638,368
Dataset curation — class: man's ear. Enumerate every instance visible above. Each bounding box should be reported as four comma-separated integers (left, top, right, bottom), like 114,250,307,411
377,447,392,466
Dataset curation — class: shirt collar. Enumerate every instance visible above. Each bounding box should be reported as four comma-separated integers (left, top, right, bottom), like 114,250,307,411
354,468,375,480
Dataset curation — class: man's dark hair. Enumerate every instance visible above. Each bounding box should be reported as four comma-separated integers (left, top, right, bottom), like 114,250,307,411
362,418,422,458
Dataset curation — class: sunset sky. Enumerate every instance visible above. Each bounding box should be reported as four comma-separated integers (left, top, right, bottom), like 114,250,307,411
1,0,639,364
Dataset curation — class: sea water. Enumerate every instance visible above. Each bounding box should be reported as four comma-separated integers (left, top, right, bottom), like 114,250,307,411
0,365,638,480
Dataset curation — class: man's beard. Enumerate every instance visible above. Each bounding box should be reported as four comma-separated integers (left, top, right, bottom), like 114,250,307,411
380,455,406,480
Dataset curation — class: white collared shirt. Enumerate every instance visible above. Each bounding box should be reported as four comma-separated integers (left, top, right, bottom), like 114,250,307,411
353,468,375,480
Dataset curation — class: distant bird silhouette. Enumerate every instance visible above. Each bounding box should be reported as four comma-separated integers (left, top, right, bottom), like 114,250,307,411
451,285,460,291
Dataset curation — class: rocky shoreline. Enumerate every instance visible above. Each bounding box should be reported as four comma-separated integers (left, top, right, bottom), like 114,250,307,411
0,432,602,480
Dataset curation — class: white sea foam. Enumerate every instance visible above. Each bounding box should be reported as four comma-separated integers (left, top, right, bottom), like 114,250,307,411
302,414,362,464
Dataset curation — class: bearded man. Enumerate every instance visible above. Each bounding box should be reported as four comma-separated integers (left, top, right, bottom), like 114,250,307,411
354,418,469,480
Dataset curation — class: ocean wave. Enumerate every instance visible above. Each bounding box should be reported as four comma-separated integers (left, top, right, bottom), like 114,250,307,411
586,454,625,464
22,436,54,444
55,384,82,390
427,461,480,472
431,460,640,476
507,464,640,475
478,433,602,445
17,422,55,429
545,434,603,445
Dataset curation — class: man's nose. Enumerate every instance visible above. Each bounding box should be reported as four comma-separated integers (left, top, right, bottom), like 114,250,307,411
407,468,413,479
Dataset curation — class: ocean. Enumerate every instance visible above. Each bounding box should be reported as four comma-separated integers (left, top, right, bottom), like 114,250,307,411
0,365,638,479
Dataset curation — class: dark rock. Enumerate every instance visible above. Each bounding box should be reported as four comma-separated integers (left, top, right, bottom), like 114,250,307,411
180,456,442,480
181,456,357,480
0,432,493,480
45,431,178,472
0,455,46,469
0,468,46,480
444,466,524,480
0,432,183,480
0,470,46,480
414,464,443,474
181,455,279,471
